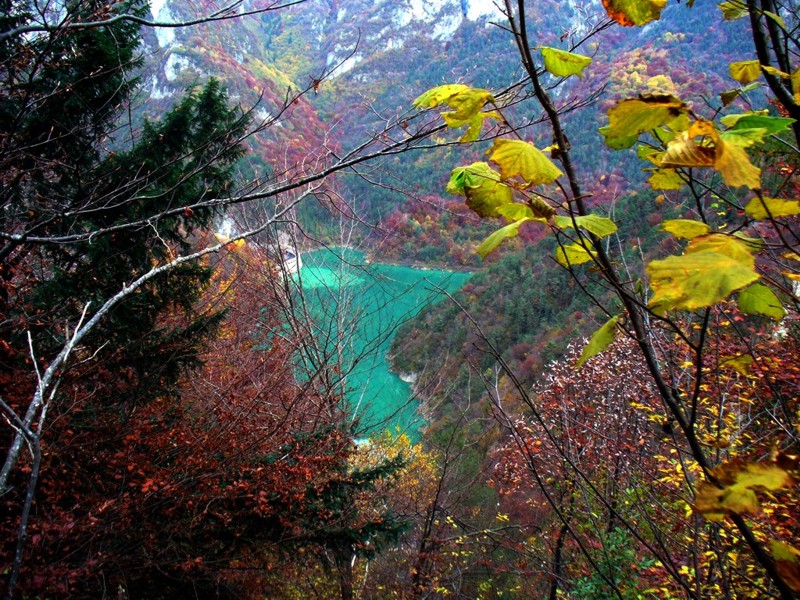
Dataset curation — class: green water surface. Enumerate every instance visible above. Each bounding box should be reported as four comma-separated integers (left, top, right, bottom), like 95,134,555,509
293,247,470,438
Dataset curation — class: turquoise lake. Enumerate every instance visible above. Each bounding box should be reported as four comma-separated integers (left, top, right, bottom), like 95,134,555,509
292,247,470,438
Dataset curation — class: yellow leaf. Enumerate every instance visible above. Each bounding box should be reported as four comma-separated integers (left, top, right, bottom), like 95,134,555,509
719,354,754,376
447,162,513,218
648,168,684,190
718,1,748,20
647,234,760,313
601,0,667,26
555,242,596,267
602,95,688,144
729,60,761,85
540,46,592,79
686,233,759,263
661,120,761,189
443,110,502,142
487,139,563,185
793,69,800,104
553,214,618,238
413,84,471,108
660,219,711,240
576,314,620,368
496,204,534,222
771,540,800,593
695,460,794,520
744,196,800,220
762,65,790,79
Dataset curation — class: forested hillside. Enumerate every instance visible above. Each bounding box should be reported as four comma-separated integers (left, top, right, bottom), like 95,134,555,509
1,0,799,598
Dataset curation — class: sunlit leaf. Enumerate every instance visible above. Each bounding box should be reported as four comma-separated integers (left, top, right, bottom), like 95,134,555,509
444,110,502,142
576,314,620,368
447,162,513,217
412,84,471,108
554,214,618,238
647,235,760,314
555,242,596,267
476,218,534,259
738,283,786,320
601,0,667,26
602,95,688,145
729,60,761,85
540,46,592,79
660,219,711,240
762,65,790,79
487,139,563,185
694,460,794,521
744,196,800,220
648,168,684,190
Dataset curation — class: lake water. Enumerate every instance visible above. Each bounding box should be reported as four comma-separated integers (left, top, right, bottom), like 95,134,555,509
292,247,470,438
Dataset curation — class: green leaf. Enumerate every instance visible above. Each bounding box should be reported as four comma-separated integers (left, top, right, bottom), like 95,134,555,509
718,1,748,20
540,47,592,79
602,95,688,144
487,139,563,185
554,214,618,238
496,204,535,222
647,168,684,190
721,113,796,136
744,196,800,220
447,162,513,218
599,126,639,150
555,242,596,267
729,60,761,85
660,219,711,240
720,82,762,107
601,0,667,26
529,196,557,219
720,127,768,148
647,234,760,314
443,110,502,142
576,314,620,368
738,283,785,320
476,218,537,258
